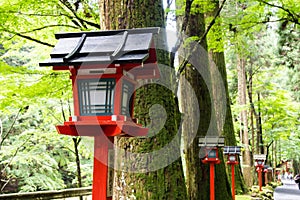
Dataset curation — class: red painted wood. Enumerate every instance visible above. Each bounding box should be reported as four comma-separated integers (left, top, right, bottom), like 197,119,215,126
70,68,80,116
56,120,148,137
258,167,263,191
231,164,235,200
92,136,109,200
210,163,215,200
114,77,122,115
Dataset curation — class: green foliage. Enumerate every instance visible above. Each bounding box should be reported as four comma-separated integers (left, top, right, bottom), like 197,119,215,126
223,0,300,167
0,99,93,192
0,0,298,195
0,0,99,48
0,0,95,193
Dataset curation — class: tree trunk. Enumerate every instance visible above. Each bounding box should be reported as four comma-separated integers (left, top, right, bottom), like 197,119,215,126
237,56,253,187
257,93,264,154
178,7,211,200
207,0,247,195
177,1,233,199
99,0,187,199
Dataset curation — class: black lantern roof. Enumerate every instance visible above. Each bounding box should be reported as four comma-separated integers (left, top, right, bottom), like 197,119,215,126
223,146,241,155
39,27,159,68
198,136,225,147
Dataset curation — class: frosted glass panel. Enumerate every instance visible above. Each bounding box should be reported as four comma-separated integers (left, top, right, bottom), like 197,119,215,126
78,79,115,115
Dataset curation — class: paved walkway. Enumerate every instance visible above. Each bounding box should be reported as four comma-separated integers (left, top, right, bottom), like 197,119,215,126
274,179,300,200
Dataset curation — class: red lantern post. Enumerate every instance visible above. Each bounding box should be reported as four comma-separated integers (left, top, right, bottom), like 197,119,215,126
40,28,160,200
223,146,241,200
254,154,266,191
199,136,225,200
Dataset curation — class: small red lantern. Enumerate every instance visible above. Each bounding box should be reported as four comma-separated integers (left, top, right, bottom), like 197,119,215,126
202,147,221,164
254,154,266,191
223,146,241,200
40,28,160,200
224,146,241,165
199,136,225,200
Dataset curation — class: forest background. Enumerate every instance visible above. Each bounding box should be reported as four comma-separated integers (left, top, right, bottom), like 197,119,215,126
0,0,299,198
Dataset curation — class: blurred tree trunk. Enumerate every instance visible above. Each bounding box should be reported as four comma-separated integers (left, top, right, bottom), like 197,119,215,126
237,56,253,187
99,0,187,199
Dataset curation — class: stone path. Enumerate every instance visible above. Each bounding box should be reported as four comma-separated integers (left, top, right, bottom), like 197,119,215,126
274,179,300,200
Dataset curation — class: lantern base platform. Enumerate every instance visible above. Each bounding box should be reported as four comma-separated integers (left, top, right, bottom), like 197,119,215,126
201,158,221,164
56,119,148,137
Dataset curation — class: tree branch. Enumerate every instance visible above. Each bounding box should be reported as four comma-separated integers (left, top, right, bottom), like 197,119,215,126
170,0,193,69
58,0,88,30
164,0,174,22
258,0,300,25
0,108,22,148
177,0,227,74
1,134,32,174
17,24,79,35
4,31,54,47
11,11,99,29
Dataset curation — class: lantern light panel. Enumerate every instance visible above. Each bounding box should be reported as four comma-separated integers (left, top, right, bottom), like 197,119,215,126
208,149,217,158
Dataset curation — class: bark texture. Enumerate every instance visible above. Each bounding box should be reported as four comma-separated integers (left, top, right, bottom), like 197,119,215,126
99,0,187,199
237,57,253,187
207,0,247,195
178,2,232,199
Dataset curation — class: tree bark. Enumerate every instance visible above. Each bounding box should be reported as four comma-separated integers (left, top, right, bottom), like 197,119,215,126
178,6,211,199
99,0,187,199
206,0,247,195
237,56,253,187
177,0,238,198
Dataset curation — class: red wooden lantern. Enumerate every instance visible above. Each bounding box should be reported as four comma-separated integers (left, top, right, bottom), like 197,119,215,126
224,146,241,200
254,154,266,191
202,147,221,164
40,27,160,200
199,136,225,200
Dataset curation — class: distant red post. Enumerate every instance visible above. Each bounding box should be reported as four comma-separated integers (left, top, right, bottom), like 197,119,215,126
231,164,235,199
209,163,216,200
257,166,263,191
223,146,241,200
199,136,225,200
254,154,266,192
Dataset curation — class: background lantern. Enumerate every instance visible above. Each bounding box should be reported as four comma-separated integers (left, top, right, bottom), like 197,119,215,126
199,136,225,200
39,27,160,200
223,146,241,200
257,160,264,166
223,146,241,165
254,154,267,191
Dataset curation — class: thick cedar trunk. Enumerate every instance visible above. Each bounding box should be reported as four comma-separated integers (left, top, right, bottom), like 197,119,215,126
99,0,187,199
178,1,232,199
207,0,247,195
178,9,211,200
237,56,253,187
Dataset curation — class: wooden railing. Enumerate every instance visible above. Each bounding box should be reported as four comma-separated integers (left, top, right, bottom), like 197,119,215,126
0,186,92,200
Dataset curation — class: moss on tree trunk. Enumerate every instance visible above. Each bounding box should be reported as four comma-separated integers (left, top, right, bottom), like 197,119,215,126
207,0,248,195
99,0,187,199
